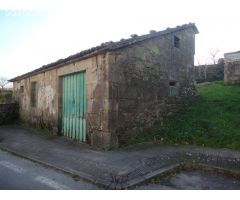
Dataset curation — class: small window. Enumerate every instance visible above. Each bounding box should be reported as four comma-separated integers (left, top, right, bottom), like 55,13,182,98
169,81,178,97
30,82,37,107
20,86,24,93
174,36,180,48
169,81,176,87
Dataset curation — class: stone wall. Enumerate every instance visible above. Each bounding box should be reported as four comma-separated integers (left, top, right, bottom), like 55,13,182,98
0,103,19,125
224,61,240,84
224,51,240,84
194,63,224,83
13,54,111,147
108,28,197,144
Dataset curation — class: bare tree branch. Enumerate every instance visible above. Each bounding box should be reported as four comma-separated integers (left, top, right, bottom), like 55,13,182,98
0,77,8,92
209,49,220,64
197,59,201,66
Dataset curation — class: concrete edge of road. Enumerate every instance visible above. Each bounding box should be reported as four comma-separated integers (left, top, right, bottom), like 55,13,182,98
118,164,181,189
122,162,240,190
0,145,108,189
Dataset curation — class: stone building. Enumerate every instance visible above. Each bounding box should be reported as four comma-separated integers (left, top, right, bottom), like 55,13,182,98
224,51,240,84
10,23,199,148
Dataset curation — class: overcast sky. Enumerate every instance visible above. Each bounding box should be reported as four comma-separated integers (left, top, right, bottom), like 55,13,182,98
1,0,240,82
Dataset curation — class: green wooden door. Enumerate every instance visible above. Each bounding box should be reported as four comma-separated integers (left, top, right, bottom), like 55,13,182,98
62,72,86,141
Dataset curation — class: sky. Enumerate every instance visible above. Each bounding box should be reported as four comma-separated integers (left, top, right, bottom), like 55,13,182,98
1,0,240,84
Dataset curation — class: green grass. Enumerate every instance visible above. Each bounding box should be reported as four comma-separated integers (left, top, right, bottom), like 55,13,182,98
127,81,240,149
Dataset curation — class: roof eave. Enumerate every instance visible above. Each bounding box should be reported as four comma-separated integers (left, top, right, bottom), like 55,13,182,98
9,49,108,82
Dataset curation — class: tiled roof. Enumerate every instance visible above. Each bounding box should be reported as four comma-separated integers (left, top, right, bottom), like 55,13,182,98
224,50,240,62
9,23,198,82
224,50,240,56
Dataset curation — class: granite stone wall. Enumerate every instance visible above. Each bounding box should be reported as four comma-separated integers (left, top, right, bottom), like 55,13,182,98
224,61,240,84
13,54,111,147
0,103,19,125
194,63,224,83
108,28,197,144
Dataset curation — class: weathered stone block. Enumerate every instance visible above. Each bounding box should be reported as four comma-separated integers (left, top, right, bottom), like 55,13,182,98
108,29,197,145
224,61,240,84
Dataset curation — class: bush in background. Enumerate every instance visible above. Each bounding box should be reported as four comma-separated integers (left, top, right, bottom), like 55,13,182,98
0,90,13,103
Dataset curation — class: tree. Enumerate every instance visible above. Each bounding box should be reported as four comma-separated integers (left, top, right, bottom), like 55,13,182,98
209,49,220,64
218,58,225,64
0,77,8,92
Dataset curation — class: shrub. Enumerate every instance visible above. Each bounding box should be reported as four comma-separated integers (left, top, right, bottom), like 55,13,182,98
0,90,13,103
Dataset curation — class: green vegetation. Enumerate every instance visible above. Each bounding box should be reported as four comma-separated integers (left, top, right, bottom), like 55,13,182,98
0,90,12,103
127,82,240,149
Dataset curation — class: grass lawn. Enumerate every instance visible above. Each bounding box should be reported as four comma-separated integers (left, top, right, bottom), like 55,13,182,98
127,81,240,149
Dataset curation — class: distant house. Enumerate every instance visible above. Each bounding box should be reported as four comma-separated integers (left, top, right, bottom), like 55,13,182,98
10,23,199,148
224,51,240,84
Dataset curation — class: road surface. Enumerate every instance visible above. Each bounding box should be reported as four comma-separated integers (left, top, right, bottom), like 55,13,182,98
0,150,100,190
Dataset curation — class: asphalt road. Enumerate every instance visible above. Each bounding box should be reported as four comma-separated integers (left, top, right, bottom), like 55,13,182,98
134,170,240,190
1,148,240,190
0,150,100,190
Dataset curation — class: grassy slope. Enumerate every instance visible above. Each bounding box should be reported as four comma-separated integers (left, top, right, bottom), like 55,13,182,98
127,82,240,149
